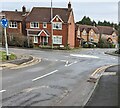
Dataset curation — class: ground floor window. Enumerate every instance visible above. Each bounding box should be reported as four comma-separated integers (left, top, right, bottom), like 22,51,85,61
34,36,38,43
53,35,62,44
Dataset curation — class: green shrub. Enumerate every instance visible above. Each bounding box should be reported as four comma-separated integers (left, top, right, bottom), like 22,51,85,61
98,38,116,48
7,34,34,48
83,43,89,48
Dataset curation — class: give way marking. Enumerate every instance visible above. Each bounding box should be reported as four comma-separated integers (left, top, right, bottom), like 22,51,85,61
70,54,99,59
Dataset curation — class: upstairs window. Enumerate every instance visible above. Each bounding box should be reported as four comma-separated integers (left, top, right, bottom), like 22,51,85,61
90,31,94,36
30,22,39,28
9,21,17,28
53,22,62,30
43,22,47,28
82,29,87,35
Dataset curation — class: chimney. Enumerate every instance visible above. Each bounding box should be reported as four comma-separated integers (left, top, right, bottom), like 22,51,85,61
113,24,115,30
15,9,17,12
22,6,26,13
93,23,96,27
68,1,71,11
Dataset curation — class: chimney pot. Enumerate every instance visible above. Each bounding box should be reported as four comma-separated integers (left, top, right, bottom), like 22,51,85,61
22,6,26,13
68,1,71,11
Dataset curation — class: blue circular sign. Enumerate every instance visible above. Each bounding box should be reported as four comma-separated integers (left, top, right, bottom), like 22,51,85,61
0,18,8,28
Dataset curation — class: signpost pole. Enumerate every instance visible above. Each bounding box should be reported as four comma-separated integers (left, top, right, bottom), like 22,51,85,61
4,27,9,60
1,18,9,60
51,0,53,49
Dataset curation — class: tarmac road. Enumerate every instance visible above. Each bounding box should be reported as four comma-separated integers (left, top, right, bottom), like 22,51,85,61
1,48,119,106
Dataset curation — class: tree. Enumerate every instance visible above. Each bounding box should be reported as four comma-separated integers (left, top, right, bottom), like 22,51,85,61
76,16,93,25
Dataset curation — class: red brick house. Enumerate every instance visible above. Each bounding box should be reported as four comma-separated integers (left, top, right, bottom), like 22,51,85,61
25,2,75,48
75,24,100,47
97,26,118,45
1,6,28,36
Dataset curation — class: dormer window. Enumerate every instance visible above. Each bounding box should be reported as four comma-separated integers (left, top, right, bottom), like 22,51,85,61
30,22,39,28
53,22,62,30
9,21,17,28
43,22,47,28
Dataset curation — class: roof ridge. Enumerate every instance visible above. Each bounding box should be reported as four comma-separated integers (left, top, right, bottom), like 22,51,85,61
33,7,68,9
2,10,23,14
97,26,113,28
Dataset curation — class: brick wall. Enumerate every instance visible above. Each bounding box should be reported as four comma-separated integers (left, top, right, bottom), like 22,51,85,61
68,11,75,48
7,22,22,34
26,22,68,47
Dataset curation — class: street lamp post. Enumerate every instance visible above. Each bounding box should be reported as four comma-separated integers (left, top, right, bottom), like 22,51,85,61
51,0,53,49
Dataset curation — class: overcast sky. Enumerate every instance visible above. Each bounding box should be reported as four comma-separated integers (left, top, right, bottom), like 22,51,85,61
0,0,119,23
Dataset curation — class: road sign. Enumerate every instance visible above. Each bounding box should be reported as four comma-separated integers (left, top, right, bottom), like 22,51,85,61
0,18,8,28
0,18,9,60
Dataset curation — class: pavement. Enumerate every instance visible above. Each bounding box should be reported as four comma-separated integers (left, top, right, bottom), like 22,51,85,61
105,50,120,57
84,65,119,107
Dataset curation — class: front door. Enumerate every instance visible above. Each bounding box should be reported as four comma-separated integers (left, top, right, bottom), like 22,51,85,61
41,36,48,46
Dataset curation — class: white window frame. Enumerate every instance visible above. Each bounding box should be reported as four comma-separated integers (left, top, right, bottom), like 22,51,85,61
52,22,62,30
90,37,94,41
90,31,94,36
53,35,62,44
43,22,47,28
112,35,116,38
30,22,39,28
82,29,87,35
34,36,38,43
9,21,17,28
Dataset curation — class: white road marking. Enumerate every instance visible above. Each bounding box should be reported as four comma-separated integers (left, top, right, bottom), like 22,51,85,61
60,60,67,62
64,56,69,58
65,61,69,66
44,58,49,60
32,70,58,82
102,72,117,76
70,54,99,59
0,68,2,71
0,90,6,93
65,61,78,67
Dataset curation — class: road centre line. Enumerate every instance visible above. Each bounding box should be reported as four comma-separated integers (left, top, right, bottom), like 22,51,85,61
32,70,58,82
0,90,6,93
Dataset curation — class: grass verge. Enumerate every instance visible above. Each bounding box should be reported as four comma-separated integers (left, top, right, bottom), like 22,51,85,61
0,51,17,62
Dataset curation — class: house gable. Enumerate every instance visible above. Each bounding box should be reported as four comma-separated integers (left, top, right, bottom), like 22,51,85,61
89,29,96,35
51,15,64,23
112,31,117,36
38,29,49,37
82,29,87,35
